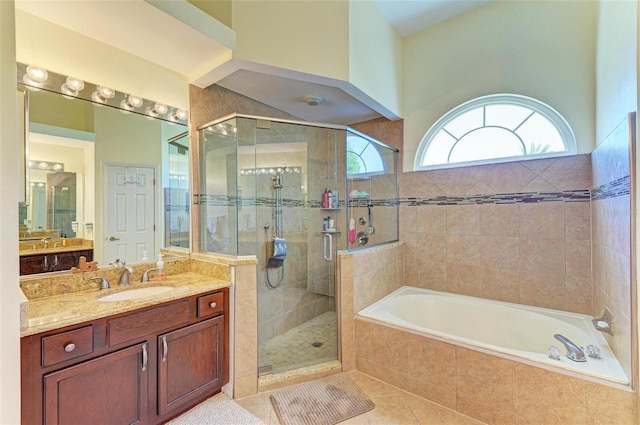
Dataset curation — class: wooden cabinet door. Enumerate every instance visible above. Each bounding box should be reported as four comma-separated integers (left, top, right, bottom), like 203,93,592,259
44,343,149,425
157,316,225,416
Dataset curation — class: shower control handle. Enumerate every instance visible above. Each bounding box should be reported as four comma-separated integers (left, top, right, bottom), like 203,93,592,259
323,233,333,262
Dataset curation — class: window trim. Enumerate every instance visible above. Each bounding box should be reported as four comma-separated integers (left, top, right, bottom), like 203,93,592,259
413,94,577,171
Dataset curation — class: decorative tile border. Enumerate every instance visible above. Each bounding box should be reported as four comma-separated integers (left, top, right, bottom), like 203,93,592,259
198,190,592,208
399,190,591,206
591,175,630,201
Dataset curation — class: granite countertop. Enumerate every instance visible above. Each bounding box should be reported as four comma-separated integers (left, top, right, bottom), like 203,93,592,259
22,272,230,337
19,240,94,257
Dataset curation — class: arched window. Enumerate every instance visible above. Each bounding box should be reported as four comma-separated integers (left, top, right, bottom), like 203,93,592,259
414,94,576,170
347,135,385,177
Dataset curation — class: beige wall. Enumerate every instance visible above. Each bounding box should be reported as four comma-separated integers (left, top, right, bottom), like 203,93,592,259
402,0,597,171
596,0,638,146
188,0,232,28
0,0,21,422
231,0,350,81
348,0,403,118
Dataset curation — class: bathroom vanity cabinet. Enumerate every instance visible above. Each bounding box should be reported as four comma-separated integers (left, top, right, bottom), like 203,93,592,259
21,287,228,425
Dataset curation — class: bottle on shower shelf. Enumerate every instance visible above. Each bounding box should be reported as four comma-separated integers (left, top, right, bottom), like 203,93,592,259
323,188,329,208
327,190,333,208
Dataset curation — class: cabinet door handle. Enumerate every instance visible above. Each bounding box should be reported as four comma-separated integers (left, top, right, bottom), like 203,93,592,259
209,302,217,309
141,343,148,372
64,342,76,353
162,336,168,362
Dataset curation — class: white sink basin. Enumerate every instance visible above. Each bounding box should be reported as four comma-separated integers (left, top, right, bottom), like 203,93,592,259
97,286,173,302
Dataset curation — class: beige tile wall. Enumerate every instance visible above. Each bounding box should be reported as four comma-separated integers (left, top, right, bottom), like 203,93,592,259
591,114,634,383
355,317,639,425
351,118,594,314
401,155,593,314
339,242,405,373
232,262,259,398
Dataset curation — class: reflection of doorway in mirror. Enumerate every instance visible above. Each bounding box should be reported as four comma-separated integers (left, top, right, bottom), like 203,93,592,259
104,165,156,264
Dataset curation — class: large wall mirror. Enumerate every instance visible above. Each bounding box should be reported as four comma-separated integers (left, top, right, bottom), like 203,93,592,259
18,67,190,276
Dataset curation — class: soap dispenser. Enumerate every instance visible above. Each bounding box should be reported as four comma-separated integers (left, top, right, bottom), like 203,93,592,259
156,253,165,281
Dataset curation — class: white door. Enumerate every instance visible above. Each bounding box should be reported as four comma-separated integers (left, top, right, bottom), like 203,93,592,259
104,165,156,264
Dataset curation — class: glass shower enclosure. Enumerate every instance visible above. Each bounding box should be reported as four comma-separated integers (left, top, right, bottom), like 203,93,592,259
198,115,398,376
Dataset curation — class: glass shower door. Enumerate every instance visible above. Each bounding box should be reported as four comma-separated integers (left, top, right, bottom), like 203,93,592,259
253,120,341,376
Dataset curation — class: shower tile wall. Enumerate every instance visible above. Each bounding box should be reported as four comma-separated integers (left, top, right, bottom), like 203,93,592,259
591,114,634,381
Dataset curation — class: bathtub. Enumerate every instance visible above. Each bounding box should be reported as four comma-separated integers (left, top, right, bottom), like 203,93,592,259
358,286,629,385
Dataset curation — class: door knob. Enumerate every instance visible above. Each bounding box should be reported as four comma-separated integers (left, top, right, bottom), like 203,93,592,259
108,236,120,241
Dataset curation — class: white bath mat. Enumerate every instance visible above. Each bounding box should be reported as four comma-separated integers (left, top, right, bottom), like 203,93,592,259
168,392,265,425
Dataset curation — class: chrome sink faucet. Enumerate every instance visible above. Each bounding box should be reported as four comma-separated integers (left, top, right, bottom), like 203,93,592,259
91,277,110,290
554,334,586,362
141,268,158,282
119,266,135,286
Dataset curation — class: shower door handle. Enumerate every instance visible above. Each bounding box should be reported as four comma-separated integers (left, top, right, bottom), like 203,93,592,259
323,233,333,262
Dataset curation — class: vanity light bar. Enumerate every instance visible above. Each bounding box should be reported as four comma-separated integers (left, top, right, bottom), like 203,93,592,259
28,160,64,171
16,63,189,125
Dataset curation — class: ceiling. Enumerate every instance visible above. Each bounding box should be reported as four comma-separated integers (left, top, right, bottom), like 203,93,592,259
373,0,492,38
15,0,490,125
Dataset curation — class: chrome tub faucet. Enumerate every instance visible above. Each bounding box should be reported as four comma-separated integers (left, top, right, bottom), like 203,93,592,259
554,334,586,362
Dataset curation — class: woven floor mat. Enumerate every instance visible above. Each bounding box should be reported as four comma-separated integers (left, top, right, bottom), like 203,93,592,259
270,373,374,425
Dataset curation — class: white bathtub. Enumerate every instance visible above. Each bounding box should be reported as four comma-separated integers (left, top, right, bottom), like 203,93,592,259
358,286,629,385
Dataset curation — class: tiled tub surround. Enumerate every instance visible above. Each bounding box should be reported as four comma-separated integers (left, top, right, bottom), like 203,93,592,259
359,286,628,384
400,154,593,315
355,317,639,425
591,114,636,386
338,241,405,372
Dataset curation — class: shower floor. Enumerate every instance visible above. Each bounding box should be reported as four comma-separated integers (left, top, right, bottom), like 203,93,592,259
258,311,337,376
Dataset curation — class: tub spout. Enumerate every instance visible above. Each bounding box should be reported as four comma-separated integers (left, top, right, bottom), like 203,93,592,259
554,334,586,362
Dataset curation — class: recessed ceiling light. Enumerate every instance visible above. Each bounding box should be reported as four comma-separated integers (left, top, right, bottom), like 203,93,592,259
303,95,324,106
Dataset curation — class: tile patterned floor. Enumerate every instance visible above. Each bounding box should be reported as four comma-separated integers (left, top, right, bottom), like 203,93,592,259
258,311,338,375
236,371,485,425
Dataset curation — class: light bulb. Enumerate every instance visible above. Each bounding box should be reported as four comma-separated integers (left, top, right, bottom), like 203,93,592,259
61,84,79,98
66,77,84,92
145,106,159,118
97,86,115,99
91,91,106,104
175,109,188,120
120,99,134,112
22,74,43,90
26,65,48,83
52,164,63,171
153,103,168,115
127,95,143,108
